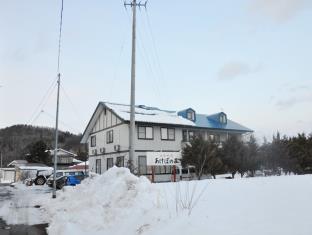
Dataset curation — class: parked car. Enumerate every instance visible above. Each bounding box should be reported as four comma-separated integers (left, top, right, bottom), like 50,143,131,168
47,170,86,189
24,170,52,186
171,165,195,181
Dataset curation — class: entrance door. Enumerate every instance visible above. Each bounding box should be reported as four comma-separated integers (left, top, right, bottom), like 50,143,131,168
95,159,101,174
138,156,147,175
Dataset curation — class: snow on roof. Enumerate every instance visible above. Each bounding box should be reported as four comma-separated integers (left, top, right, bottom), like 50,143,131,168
46,148,77,157
17,165,53,171
104,102,195,126
76,161,88,166
7,160,28,167
72,158,83,163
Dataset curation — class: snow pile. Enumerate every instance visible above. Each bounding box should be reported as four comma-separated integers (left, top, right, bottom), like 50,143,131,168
45,167,168,235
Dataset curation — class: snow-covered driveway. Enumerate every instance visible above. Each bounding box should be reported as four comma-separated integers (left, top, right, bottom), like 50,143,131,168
0,184,52,225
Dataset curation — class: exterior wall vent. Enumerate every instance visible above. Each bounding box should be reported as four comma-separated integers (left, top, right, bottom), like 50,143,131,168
114,145,121,152
100,148,106,154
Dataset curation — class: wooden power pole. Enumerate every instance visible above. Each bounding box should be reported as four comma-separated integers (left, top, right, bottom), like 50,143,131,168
124,0,147,173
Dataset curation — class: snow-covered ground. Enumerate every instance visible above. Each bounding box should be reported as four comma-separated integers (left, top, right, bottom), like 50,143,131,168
1,167,312,235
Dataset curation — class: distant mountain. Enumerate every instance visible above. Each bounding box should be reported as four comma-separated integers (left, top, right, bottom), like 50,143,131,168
0,125,85,167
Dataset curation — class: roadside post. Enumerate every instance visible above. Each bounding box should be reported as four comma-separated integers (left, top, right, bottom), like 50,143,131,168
151,166,155,183
173,165,176,182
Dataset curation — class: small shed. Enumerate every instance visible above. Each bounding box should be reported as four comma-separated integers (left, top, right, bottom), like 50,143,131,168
46,148,78,169
7,160,28,167
15,164,53,182
0,168,16,183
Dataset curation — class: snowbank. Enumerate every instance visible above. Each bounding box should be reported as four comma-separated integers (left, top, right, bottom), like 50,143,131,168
45,167,169,235
2,168,312,235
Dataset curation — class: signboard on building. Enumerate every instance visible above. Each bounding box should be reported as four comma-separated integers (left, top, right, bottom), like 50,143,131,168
146,152,181,166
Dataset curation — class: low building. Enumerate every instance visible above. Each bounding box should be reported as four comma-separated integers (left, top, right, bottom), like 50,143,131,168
46,148,81,170
15,164,53,182
81,102,252,181
0,168,16,183
7,160,28,168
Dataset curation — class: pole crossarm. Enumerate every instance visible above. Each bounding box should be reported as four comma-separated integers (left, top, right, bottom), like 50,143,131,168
124,1,147,8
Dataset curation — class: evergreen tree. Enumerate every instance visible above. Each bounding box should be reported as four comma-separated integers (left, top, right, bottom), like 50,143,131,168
220,135,245,178
245,135,260,177
182,135,220,180
26,140,51,165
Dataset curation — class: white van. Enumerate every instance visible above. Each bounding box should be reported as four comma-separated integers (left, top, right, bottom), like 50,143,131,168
171,165,196,181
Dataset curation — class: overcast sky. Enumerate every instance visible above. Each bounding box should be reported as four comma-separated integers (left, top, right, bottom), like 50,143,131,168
0,0,311,141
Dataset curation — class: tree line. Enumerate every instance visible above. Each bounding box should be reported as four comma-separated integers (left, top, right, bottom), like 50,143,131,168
182,133,312,179
0,125,85,167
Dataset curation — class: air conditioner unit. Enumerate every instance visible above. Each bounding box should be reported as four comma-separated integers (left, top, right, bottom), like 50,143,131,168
114,145,120,152
100,147,106,154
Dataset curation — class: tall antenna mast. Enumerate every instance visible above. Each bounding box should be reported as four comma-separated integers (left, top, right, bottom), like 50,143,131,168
124,0,147,173
52,0,64,199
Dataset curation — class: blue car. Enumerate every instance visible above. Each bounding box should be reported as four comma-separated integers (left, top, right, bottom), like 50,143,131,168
66,175,81,186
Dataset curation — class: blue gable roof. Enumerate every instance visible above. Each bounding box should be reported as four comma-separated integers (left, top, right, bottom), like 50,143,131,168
178,109,252,133
177,108,196,122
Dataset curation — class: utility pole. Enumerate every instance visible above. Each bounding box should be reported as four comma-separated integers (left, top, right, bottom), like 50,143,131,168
52,73,60,199
124,0,147,173
0,151,2,169
53,0,64,199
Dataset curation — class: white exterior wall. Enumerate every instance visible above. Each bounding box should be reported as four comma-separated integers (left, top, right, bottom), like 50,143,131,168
88,124,129,155
135,126,182,151
89,152,129,173
87,109,245,177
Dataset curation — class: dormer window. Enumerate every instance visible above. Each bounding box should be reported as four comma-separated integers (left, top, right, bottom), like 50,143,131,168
220,114,227,124
187,110,195,121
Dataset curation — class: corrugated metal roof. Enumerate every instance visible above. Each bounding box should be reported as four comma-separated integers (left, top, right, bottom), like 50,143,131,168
103,102,196,126
195,113,252,132
81,102,253,143
105,102,253,132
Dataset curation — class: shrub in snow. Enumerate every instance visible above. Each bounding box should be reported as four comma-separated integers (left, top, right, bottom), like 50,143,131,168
175,181,209,216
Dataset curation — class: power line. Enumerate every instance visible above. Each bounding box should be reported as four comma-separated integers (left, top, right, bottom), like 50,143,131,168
144,9,167,87
108,20,129,100
124,5,166,107
27,77,58,125
41,110,80,134
60,84,84,124
30,110,44,125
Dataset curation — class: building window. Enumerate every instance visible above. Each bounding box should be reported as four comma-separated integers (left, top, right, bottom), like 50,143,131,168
138,126,153,140
187,111,195,121
138,156,147,175
220,114,227,124
188,131,194,141
95,159,101,174
116,156,124,167
161,128,175,140
106,130,114,144
182,130,188,142
107,158,114,170
91,136,96,147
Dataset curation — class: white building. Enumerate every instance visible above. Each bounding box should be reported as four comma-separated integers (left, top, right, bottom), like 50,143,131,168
81,102,252,181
